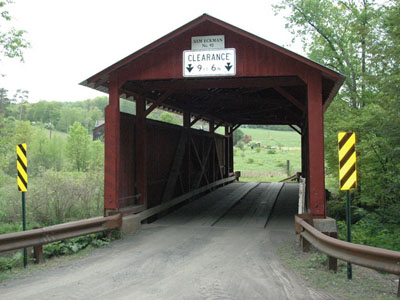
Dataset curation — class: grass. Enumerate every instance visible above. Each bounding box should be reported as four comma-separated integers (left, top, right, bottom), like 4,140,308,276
240,127,301,148
278,243,399,300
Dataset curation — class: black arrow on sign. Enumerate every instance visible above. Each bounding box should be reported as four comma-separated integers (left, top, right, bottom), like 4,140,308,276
225,63,232,71
186,64,194,73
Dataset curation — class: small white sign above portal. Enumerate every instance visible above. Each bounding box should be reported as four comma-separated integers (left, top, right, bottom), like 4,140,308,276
191,35,225,50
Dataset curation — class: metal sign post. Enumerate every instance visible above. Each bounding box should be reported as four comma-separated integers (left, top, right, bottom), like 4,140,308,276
346,189,352,279
338,132,357,280
17,143,28,268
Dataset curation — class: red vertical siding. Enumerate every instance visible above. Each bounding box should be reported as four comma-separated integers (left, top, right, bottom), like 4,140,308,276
307,70,326,218
104,78,120,211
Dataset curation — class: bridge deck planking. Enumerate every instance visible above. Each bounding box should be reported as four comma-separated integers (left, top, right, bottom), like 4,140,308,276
153,182,245,226
154,182,259,226
214,182,284,228
155,182,284,229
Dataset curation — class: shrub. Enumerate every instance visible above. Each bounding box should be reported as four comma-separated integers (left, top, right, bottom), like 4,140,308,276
0,175,21,223
233,128,244,145
242,134,252,144
247,158,254,164
27,170,104,225
267,149,276,154
236,141,245,150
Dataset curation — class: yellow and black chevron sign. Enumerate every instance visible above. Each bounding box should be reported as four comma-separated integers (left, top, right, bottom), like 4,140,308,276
17,143,28,192
338,132,357,191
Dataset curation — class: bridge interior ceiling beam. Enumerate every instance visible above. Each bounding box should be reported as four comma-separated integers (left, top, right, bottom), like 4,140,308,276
120,76,307,127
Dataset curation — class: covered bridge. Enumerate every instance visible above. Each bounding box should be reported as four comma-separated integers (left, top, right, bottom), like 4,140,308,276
81,14,344,219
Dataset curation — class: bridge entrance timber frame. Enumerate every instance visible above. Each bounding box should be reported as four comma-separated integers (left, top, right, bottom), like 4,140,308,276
81,14,344,219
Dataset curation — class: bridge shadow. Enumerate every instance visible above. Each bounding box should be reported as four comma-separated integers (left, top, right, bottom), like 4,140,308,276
153,182,299,232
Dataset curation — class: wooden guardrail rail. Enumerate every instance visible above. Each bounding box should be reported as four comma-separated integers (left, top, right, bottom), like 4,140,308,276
0,214,122,262
295,214,400,297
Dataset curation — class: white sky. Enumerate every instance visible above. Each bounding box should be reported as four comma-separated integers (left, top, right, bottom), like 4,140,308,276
0,0,303,102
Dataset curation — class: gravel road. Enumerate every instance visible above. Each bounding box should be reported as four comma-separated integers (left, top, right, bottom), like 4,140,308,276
0,182,336,300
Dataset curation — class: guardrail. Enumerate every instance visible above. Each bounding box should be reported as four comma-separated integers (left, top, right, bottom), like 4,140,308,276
295,214,400,297
0,214,122,263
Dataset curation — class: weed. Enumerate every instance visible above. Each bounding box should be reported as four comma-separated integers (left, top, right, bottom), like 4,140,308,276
0,253,23,271
43,232,110,258
247,158,254,164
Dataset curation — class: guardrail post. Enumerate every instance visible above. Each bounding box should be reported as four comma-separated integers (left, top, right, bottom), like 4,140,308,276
328,232,338,272
33,244,44,264
296,213,313,252
301,236,310,252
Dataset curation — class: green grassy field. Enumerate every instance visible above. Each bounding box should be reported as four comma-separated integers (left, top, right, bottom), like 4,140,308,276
240,128,301,148
234,127,301,182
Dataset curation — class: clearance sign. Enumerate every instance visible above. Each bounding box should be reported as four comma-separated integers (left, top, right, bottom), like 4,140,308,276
183,48,236,77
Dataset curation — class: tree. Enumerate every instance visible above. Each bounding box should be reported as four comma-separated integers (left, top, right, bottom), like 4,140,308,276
275,0,400,228
56,107,86,132
30,128,65,174
273,0,383,108
233,128,244,145
0,88,13,116
87,107,103,130
66,122,90,171
13,89,28,120
0,0,30,64
89,140,104,171
0,115,15,172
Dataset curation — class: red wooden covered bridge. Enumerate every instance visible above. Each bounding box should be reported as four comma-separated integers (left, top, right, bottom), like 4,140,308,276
80,14,344,220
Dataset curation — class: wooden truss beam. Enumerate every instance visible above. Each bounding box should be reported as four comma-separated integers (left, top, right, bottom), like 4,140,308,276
214,121,224,132
273,86,305,112
213,137,224,179
289,124,302,135
192,138,213,188
190,115,203,127
231,124,241,134
145,87,175,117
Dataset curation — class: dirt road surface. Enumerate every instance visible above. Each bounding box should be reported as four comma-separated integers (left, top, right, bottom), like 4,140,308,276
0,182,336,300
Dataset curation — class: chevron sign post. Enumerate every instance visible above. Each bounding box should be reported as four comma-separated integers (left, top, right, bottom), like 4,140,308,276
17,143,28,268
338,132,358,280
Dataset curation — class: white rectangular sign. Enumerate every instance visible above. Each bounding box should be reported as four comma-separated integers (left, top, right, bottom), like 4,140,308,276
191,35,225,50
183,48,236,77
